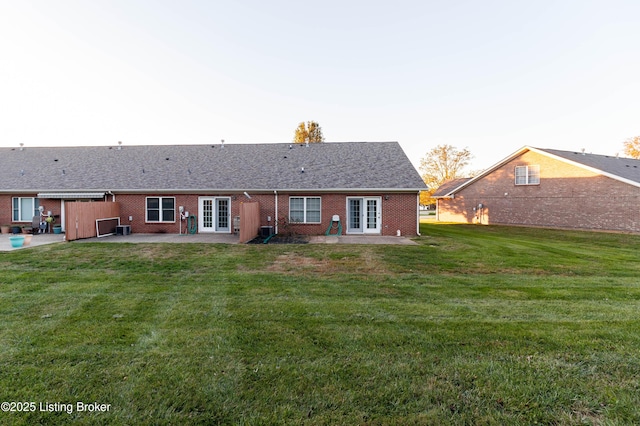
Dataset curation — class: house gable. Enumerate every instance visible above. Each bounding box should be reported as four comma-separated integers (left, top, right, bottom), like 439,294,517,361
434,146,640,233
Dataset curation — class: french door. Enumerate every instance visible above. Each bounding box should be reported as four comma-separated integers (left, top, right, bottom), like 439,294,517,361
199,197,231,233
347,197,381,234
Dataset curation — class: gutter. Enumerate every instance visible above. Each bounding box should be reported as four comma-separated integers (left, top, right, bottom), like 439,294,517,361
20,187,427,194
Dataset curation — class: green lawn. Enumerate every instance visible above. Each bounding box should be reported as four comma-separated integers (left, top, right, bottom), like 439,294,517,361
1,224,640,425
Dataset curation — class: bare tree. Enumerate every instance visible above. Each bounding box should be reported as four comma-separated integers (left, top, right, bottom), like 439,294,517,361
419,145,474,205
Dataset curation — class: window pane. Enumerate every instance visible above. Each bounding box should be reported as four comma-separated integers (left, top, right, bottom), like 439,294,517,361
147,198,159,221
528,165,540,184
20,198,33,221
203,200,213,227
161,198,175,222
12,198,19,221
307,198,320,211
367,199,377,229
162,210,174,222
306,198,321,222
349,199,361,230
147,198,159,209
147,209,159,221
307,210,320,223
290,211,304,222
290,198,304,222
162,198,174,209
515,166,527,185
217,199,229,229
290,198,304,211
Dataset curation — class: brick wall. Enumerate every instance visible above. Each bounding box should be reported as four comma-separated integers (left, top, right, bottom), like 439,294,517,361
0,194,62,226
1,191,420,236
115,191,420,236
437,151,640,232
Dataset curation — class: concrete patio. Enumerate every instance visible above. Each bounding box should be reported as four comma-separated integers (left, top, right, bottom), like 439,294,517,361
1,232,417,251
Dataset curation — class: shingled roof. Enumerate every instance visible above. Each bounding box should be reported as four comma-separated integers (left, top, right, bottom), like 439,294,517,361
0,142,426,193
431,178,472,197
432,146,640,197
537,148,640,185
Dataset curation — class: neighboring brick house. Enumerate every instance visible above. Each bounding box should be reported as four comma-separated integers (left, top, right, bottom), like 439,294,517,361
433,146,640,233
0,142,426,238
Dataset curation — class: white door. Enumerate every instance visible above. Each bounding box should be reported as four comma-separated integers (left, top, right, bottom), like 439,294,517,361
347,197,381,234
199,197,231,233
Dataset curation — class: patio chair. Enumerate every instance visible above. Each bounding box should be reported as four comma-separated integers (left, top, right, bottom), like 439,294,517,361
33,215,46,234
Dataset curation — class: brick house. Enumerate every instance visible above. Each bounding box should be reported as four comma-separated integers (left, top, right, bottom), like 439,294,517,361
433,146,640,233
0,142,426,239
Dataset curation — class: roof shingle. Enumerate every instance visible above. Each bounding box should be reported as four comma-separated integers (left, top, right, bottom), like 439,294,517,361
0,142,426,192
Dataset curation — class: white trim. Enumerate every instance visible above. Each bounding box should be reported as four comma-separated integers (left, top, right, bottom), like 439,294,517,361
145,196,176,223
514,164,540,185
346,196,382,234
288,196,322,224
198,196,232,233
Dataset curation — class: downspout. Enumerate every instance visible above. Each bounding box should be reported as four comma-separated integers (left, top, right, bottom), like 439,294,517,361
274,190,278,234
416,192,421,236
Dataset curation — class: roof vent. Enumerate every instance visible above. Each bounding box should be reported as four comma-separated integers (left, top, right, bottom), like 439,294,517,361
221,139,224,149
19,143,24,151
301,167,305,173
117,141,122,150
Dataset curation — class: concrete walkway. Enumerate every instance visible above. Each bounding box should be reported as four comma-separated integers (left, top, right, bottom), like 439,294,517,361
0,233,66,252
1,232,417,251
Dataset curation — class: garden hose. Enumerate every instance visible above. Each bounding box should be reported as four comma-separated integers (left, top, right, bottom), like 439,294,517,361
187,215,197,234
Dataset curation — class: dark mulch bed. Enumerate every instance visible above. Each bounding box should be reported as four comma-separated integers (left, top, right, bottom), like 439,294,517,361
247,235,309,244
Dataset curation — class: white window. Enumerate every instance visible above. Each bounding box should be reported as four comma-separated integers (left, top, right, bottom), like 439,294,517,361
12,197,40,222
146,197,175,222
289,197,321,223
515,165,540,185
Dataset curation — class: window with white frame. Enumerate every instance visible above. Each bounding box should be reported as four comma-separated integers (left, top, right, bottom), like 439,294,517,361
12,197,40,222
146,197,175,222
289,197,321,223
514,165,540,185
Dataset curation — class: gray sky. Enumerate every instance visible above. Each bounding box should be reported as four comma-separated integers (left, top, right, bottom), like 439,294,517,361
2,0,639,171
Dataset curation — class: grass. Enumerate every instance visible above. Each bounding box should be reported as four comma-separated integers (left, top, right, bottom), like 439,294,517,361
1,223,640,425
